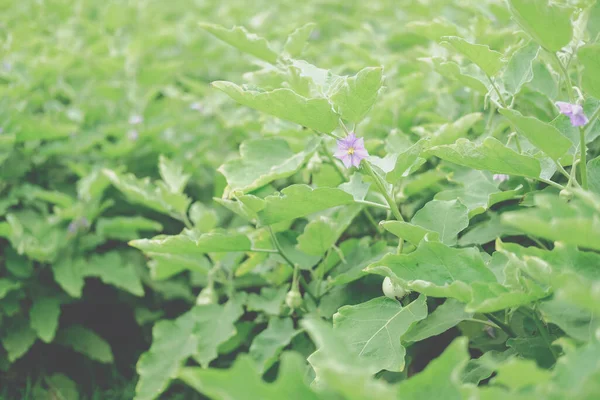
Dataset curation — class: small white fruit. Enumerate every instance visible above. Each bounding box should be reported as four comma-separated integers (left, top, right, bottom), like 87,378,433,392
285,290,303,309
382,277,407,299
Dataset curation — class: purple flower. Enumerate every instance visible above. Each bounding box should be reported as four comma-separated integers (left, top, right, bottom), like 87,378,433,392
334,133,369,168
493,174,509,182
556,102,588,127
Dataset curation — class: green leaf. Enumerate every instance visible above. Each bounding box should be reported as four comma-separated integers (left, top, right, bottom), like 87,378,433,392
0,279,21,300
190,297,245,367
29,296,62,343
381,221,439,246
199,23,278,63
589,156,600,195
333,295,427,372
327,238,389,286
579,44,600,99
52,258,86,298
367,241,496,302
212,82,339,133
85,253,144,297
539,297,599,342
303,318,396,400
492,358,551,391
329,67,383,123
507,0,573,52
130,230,252,256
428,113,483,148
258,185,354,225
549,341,600,398
410,199,469,245
249,317,299,373
502,194,600,251
297,204,361,256
427,58,489,93
386,140,425,183
246,286,288,316
96,216,163,241
219,137,320,194
462,349,516,385
135,313,198,400
103,169,190,218
441,36,505,76
158,155,190,194
428,137,541,178
466,281,547,313
43,374,79,400
394,337,470,399
404,299,473,343
1,318,37,362
179,352,321,400
284,23,316,57
56,325,113,363
499,109,571,161
503,42,540,95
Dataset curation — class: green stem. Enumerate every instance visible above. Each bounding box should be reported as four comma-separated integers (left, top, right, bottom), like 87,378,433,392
579,127,588,189
249,248,278,253
538,178,565,191
486,74,508,108
355,199,390,210
484,313,516,338
551,52,574,102
363,160,404,254
363,161,404,222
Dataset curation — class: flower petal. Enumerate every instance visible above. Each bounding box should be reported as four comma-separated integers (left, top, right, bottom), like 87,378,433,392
556,101,574,116
350,154,363,167
340,154,352,168
353,148,369,159
337,138,350,151
570,114,588,127
334,149,347,159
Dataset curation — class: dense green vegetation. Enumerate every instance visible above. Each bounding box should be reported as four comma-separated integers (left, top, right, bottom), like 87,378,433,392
2,0,600,398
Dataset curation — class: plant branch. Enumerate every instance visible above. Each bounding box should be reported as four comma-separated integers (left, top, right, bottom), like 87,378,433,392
484,313,516,338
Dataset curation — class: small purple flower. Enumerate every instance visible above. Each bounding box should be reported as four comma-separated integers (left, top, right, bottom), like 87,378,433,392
556,102,588,127
493,174,509,182
334,133,369,168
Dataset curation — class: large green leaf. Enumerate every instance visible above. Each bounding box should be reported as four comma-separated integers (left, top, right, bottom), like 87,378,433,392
403,299,473,343
249,317,299,373
258,185,354,225
179,352,321,400
539,297,599,342
441,36,505,76
29,296,62,343
394,337,470,399
499,109,571,161
329,67,383,123
296,204,362,256
589,156,600,194
502,194,600,251
428,137,541,178
199,23,278,63
212,82,339,133
410,199,469,245
283,23,316,57
366,241,496,302
579,44,600,99
219,137,320,193
503,42,540,95
1,318,37,362
427,58,488,93
56,325,113,363
130,230,252,256
381,221,439,246
333,295,427,372
135,313,199,400
507,0,573,52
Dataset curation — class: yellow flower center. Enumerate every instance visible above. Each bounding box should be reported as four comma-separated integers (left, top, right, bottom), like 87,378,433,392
347,147,355,155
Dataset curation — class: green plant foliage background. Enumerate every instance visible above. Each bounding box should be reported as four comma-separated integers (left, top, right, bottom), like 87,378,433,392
2,0,600,399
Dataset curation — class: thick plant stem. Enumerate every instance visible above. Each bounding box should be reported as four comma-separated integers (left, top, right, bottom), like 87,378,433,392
363,160,404,253
579,127,588,189
484,313,516,338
